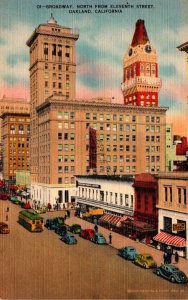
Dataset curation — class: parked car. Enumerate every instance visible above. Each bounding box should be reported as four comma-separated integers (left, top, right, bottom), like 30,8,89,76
9,195,17,201
118,246,138,260
133,254,157,269
90,232,107,244
154,265,188,284
80,229,95,240
45,219,56,230
54,217,64,226
0,222,10,234
60,233,77,245
55,225,67,236
0,193,8,200
68,224,82,234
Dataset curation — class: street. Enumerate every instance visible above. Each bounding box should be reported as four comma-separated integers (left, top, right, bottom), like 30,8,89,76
0,201,188,299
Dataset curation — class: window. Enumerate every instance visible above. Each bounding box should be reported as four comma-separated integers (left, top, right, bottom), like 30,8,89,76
164,217,172,233
178,188,181,204
119,135,123,141
86,113,90,120
58,123,62,129
132,135,136,142
106,114,110,120
58,166,62,173
58,133,62,140
93,113,97,120
132,115,136,122
113,135,117,141
70,133,75,140
64,133,68,140
125,194,129,206
64,155,68,162
126,145,130,151
58,155,63,162
58,111,62,119
58,178,62,184
58,144,63,151
120,145,124,151
126,125,130,131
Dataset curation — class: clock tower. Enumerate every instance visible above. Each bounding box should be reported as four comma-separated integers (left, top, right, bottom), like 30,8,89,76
121,19,161,107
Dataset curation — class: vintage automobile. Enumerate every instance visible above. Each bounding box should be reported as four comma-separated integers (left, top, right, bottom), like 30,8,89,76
68,224,82,234
80,229,95,240
90,232,107,245
0,222,10,234
45,219,56,230
55,225,67,236
54,217,64,226
0,193,8,200
133,253,157,269
9,195,17,201
60,233,77,245
118,246,138,260
154,265,188,283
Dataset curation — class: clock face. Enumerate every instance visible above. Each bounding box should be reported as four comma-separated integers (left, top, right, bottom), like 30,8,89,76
145,45,152,53
128,48,133,56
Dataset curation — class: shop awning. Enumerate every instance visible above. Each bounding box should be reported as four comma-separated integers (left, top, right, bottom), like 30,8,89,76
153,232,186,248
99,213,121,226
121,220,156,232
116,215,134,227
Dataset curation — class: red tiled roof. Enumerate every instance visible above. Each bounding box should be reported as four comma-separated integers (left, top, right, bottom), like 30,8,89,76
153,232,186,248
131,20,149,47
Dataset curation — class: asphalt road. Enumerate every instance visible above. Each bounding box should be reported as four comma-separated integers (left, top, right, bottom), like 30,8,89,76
0,201,188,299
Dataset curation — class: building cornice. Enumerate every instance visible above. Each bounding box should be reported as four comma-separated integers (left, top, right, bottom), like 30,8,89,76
36,97,169,114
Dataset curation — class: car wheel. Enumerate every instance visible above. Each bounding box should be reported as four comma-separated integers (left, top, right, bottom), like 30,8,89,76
143,263,147,269
171,276,176,283
156,270,160,276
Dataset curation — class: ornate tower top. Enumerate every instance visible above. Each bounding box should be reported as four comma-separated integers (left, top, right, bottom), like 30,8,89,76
47,13,57,24
131,19,149,47
121,19,161,107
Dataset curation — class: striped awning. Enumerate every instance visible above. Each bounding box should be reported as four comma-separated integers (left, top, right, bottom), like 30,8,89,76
116,215,134,227
153,232,186,248
99,213,121,225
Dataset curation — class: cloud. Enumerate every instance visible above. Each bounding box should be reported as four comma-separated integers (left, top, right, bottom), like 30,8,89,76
0,22,32,97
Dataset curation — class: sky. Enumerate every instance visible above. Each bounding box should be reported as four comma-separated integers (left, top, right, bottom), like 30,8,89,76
0,0,187,135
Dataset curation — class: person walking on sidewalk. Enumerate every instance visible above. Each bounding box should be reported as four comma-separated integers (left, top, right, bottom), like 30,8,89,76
163,252,167,264
175,251,179,264
109,232,112,244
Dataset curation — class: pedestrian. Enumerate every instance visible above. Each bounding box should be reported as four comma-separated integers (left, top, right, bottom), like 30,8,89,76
175,251,179,264
167,250,172,264
163,252,167,264
6,207,9,212
109,232,112,244
94,224,98,232
6,215,8,221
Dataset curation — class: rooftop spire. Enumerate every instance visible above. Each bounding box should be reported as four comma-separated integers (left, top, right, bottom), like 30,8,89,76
131,19,149,47
47,13,57,24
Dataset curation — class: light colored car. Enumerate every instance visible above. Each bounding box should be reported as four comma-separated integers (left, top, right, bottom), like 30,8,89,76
90,232,107,244
118,246,138,260
133,253,156,269
60,233,77,245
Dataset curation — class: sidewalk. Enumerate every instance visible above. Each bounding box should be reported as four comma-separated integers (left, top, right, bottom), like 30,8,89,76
65,215,188,277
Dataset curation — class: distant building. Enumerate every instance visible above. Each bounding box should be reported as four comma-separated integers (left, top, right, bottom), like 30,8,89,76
154,172,188,258
15,170,31,188
165,124,187,171
1,113,30,181
0,96,30,172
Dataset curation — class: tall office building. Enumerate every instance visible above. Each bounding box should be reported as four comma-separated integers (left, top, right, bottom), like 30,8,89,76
121,19,161,107
26,14,79,185
27,18,167,208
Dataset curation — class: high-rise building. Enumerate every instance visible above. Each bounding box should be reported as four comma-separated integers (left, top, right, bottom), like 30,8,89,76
0,96,30,173
1,112,30,181
121,19,161,107
27,18,167,208
26,14,79,185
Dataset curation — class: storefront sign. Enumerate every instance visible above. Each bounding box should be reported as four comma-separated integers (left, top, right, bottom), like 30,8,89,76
173,223,185,231
78,183,101,188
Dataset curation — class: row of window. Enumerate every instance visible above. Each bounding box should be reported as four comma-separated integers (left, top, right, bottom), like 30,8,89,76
164,186,187,205
78,187,134,207
58,177,75,184
84,113,160,123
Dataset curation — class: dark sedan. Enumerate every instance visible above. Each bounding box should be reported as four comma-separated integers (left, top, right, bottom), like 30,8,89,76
154,265,188,284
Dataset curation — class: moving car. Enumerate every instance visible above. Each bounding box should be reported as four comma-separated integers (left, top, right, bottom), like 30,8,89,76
60,233,77,245
118,246,138,260
154,265,188,283
68,224,82,234
80,229,95,240
133,253,156,269
55,225,67,236
90,232,107,244
45,219,56,230
0,222,10,234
